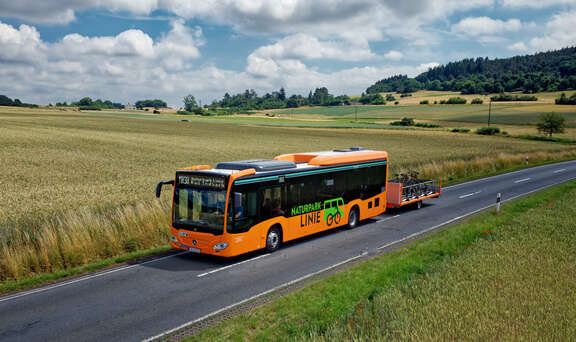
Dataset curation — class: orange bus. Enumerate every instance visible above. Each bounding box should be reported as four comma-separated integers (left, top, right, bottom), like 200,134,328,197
156,147,388,257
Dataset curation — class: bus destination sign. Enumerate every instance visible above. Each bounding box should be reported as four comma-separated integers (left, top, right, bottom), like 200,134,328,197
177,174,226,189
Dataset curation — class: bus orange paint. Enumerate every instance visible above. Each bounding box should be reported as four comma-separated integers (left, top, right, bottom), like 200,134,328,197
156,147,437,257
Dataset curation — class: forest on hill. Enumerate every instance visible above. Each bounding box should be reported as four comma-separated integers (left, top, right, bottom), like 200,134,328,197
366,47,576,94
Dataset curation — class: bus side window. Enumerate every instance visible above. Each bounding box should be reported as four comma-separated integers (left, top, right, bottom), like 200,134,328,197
229,185,258,234
234,192,244,218
261,188,272,219
261,186,285,219
319,176,335,201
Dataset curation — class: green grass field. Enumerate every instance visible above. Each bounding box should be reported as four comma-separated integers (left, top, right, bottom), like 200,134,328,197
1,105,575,282
276,102,576,125
187,180,576,342
272,91,576,134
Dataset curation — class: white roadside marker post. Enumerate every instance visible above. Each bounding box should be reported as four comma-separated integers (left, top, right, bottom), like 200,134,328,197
496,193,501,213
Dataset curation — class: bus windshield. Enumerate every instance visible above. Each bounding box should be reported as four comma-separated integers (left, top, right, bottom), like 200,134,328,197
173,186,227,235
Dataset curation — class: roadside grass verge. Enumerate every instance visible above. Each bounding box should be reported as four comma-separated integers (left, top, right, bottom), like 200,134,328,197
0,200,170,283
185,180,576,342
0,245,171,294
313,184,576,341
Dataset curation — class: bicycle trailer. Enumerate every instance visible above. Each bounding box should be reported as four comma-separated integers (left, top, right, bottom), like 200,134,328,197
386,178,441,208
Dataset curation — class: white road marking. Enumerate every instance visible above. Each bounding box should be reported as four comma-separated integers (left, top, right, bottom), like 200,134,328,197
143,251,368,342
514,178,531,183
443,160,575,190
0,251,189,304
197,254,270,278
554,169,567,173
375,214,400,223
458,191,481,199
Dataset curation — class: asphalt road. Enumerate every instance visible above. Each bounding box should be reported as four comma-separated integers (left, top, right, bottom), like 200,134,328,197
1,160,575,342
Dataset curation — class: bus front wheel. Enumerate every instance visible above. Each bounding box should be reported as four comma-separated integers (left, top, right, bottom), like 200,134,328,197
265,226,282,252
348,207,359,229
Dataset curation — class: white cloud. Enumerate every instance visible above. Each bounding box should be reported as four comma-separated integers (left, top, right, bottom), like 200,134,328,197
528,10,576,50
249,34,375,62
245,33,376,77
0,19,209,105
452,17,522,36
0,0,158,24
3,0,523,106
500,0,576,8
55,30,155,58
0,0,496,44
416,62,440,73
478,36,508,43
0,21,45,63
508,41,528,51
383,50,403,61
246,55,279,77
0,19,439,107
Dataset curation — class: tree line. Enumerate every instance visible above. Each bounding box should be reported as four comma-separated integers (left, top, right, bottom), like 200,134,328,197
0,94,38,108
366,47,576,95
53,97,168,110
55,97,124,110
205,87,351,111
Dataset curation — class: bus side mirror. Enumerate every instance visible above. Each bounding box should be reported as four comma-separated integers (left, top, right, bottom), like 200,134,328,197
156,180,175,198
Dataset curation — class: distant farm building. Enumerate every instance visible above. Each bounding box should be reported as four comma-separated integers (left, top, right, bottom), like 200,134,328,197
140,106,177,113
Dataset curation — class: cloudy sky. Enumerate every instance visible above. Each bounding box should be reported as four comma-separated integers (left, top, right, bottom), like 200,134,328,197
1,0,575,107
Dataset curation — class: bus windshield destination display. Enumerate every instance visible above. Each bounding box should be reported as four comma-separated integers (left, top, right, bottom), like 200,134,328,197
177,174,226,189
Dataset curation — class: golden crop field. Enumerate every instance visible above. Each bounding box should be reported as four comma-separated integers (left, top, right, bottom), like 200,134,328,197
0,106,575,281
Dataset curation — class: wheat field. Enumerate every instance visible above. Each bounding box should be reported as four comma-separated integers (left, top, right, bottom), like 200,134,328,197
1,107,574,281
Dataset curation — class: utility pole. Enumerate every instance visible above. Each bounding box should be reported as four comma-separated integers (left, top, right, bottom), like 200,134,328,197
487,98,492,126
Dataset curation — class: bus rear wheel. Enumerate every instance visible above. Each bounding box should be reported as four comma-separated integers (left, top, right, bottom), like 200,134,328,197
265,226,281,252
348,207,359,229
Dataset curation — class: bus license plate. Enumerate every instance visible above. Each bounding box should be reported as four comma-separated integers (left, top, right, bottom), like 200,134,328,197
188,247,200,253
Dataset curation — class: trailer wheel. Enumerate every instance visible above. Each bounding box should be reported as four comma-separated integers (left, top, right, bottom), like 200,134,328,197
348,207,359,229
265,226,282,252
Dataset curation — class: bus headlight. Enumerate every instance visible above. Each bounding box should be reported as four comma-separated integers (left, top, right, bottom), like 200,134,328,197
214,242,229,250
171,235,178,243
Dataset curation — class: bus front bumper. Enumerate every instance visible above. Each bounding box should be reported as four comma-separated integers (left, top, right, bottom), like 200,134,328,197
170,236,236,257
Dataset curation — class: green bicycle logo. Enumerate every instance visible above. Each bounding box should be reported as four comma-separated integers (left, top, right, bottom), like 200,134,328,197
323,198,344,226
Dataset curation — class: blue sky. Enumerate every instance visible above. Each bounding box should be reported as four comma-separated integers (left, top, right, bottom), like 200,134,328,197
0,0,575,107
